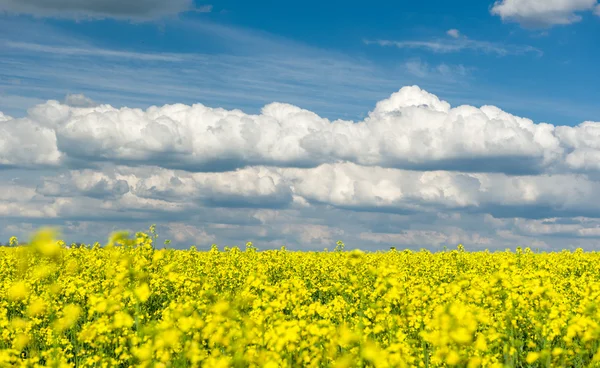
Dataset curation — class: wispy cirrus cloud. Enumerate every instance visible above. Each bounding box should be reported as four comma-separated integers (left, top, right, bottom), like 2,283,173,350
3,41,186,62
364,31,542,56
403,60,470,82
0,19,472,120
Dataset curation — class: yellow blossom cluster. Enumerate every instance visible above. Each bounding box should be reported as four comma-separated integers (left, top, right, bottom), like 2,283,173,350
2,229,600,367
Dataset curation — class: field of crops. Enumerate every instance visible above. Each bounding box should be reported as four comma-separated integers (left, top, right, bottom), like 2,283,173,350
1,229,600,367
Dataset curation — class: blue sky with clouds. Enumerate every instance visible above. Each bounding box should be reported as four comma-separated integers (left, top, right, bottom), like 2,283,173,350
1,0,600,250
2,0,600,123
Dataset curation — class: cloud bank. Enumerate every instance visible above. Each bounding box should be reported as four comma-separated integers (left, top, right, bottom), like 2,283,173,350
2,86,599,175
2,86,600,251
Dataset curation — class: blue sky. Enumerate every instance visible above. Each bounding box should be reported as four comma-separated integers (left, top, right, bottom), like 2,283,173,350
2,0,600,124
1,0,600,250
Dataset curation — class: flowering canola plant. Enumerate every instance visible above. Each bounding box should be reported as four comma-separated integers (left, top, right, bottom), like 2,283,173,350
1,228,600,367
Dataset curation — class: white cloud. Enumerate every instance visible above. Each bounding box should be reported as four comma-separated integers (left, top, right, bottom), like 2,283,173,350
4,86,600,175
0,115,62,167
364,35,541,56
64,93,97,108
128,166,294,208
165,223,216,246
359,229,492,248
281,162,600,218
24,162,600,221
554,122,600,171
404,60,468,80
0,112,12,122
0,0,208,20
446,29,461,38
0,183,38,203
491,0,599,27
3,86,600,250
281,224,345,246
513,217,600,237
4,162,600,250
36,170,129,199
4,41,185,62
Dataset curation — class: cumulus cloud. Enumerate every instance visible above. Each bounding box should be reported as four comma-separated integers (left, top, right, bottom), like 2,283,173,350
281,162,600,219
490,0,599,27
281,224,345,246
513,217,600,238
0,115,62,167
4,162,600,250
18,99,331,171
30,166,295,212
26,162,600,221
3,86,600,175
0,183,39,203
359,228,492,248
0,0,209,20
0,112,11,122
64,94,97,108
127,166,294,208
165,223,216,245
554,122,600,172
3,86,600,251
36,170,129,199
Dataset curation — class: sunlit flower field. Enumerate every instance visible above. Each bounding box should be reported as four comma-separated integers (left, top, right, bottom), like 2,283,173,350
2,228,600,367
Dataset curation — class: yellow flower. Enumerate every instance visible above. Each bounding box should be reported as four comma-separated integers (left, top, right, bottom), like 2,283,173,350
12,333,30,350
113,311,134,328
3,227,600,367
474,335,488,351
526,352,540,364
8,281,29,301
450,327,472,344
446,351,461,366
132,344,153,361
10,318,28,330
134,283,151,303
212,300,230,315
54,304,82,332
107,231,130,248
29,227,61,257
158,328,181,349
467,357,482,368
26,298,46,317
333,355,355,368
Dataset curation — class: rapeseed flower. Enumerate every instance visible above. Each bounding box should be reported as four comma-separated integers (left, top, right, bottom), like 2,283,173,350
1,228,600,367
7,281,29,301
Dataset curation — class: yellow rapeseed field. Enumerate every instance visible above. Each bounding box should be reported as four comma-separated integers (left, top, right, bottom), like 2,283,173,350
1,228,600,367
